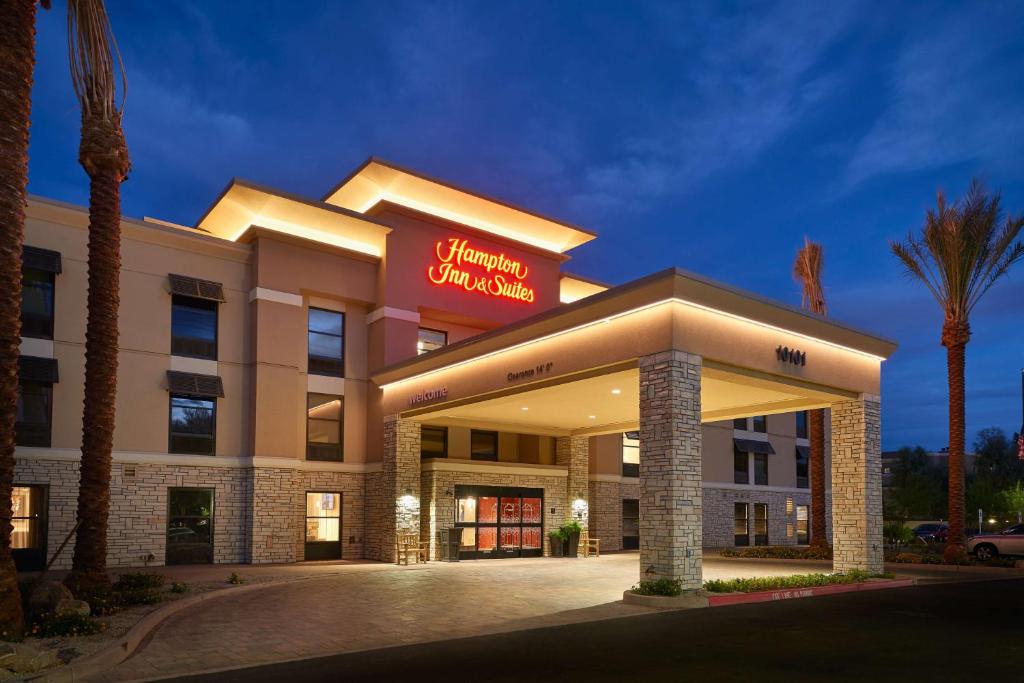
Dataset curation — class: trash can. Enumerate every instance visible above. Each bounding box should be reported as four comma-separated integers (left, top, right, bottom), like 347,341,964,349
439,528,462,562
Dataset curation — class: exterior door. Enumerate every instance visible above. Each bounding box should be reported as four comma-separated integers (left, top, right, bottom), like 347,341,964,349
455,486,543,559
12,485,47,571
622,498,639,550
167,488,214,565
305,491,342,560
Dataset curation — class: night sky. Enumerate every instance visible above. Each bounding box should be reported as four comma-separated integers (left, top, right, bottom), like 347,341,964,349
25,2,1024,450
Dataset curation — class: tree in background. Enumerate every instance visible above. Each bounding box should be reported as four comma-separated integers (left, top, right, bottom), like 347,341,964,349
884,446,946,521
64,0,131,601
891,182,1024,561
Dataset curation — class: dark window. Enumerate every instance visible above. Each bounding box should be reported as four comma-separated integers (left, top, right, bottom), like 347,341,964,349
733,446,749,485
796,448,809,489
796,505,809,545
421,426,448,459
171,295,218,360
795,411,808,439
752,415,767,433
622,431,639,477
734,503,749,546
754,453,769,486
308,308,344,377
733,418,747,430
754,503,768,545
622,498,640,550
15,381,51,447
417,328,447,355
306,394,343,461
167,488,214,565
21,268,55,339
470,430,498,461
169,395,216,455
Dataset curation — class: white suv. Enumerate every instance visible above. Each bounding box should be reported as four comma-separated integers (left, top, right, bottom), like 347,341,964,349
968,524,1024,560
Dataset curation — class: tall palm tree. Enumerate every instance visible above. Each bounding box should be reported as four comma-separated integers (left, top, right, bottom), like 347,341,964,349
0,0,50,638
892,181,1023,562
64,0,130,600
794,238,829,548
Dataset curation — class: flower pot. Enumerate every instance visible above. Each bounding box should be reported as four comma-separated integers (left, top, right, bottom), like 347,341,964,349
548,535,564,557
565,531,580,558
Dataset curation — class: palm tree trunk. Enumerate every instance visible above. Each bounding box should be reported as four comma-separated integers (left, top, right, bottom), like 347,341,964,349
0,0,42,637
809,408,828,547
943,334,967,562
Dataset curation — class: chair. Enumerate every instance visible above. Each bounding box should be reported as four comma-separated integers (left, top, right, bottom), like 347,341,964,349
395,532,430,565
580,529,600,558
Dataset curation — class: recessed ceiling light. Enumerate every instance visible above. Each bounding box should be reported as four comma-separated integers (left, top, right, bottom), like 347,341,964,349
521,406,529,411
588,415,597,419
611,388,622,395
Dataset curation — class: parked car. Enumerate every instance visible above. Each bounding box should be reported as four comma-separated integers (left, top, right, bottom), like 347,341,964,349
911,523,948,543
968,524,1024,560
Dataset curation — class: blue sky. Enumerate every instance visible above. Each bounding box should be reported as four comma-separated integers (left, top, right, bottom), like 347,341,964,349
26,1,1024,450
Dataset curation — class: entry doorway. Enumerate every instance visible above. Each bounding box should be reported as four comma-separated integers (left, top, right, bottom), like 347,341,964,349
455,486,543,559
167,488,214,565
622,498,639,550
305,491,342,560
12,485,47,572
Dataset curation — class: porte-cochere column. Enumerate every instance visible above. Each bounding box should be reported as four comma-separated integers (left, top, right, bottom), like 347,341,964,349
638,350,703,589
368,415,421,562
830,394,883,573
556,435,590,527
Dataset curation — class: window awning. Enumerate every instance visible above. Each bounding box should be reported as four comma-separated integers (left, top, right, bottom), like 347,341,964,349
19,356,58,383
168,274,226,302
23,246,62,274
796,445,811,459
734,438,775,455
166,371,224,398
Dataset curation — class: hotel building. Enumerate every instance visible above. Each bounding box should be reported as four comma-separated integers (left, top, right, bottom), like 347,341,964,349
12,158,894,588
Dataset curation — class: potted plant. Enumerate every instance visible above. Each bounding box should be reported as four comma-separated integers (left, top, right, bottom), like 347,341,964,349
547,529,564,557
560,520,582,558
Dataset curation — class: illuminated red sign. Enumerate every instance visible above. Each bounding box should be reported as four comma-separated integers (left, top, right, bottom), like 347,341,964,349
427,237,536,303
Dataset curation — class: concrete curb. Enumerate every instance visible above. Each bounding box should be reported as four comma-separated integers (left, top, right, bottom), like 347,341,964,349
25,574,323,683
621,589,709,609
706,578,916,607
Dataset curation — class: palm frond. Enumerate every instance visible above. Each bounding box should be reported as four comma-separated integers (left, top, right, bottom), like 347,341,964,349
67,0,126,121
793,237,828,315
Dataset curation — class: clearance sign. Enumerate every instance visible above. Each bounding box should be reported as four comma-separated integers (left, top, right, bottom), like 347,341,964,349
427,237,536,303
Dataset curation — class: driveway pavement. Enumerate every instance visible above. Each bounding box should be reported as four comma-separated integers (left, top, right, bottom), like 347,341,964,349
88,553,1003,682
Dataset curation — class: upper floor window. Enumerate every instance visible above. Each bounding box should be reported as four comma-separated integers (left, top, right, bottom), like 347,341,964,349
171,295,218,360
421,426,448,459
733,446,749,485
732,418,747,430
307,393,343,461
308,308,344,377
20,246,60,340
470,429,498,461
751,415,767,433
754,453,769,486
796,446,809,489
16,381,52,447
795,411,808,439
622,431,639,477
169,395,216,455
417,328,447,355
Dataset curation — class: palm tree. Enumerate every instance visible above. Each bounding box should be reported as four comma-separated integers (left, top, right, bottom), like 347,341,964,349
794,238,829,548
64,0,130,600
892,181,1024,562
0,0,50,638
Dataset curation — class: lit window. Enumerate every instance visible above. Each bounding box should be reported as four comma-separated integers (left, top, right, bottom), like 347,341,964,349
308,308,344,377
734,503,749,546
305,492,341,543
307,394,343,461
417,328,447,355
754,503,768,545
622,431,639,477
796,505,809,545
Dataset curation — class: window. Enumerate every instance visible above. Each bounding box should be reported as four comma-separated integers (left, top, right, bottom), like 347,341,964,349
732,418,747,430
734,503,749,546
795,411,808,439
754,503,768,545
306,394,343,461
622,431,639,477
171,295,218,359
417,328,447,355
796,447,809,489
15,381,51,447
21,268,55,339
421,426,448,459
166,488,214,565
796,505,809,545
754,453,768,486
169,395,216,455
470,430,498,461
308,308,344,377
733,446,749,485
752,415,767,433
305,492,342,560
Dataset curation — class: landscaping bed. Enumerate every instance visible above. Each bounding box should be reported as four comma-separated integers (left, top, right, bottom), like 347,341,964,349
720,544,1017,568
703,569,892,593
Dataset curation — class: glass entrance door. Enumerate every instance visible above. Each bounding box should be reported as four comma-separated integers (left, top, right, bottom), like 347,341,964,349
12,485,46,571
455,486,543,559
305,491,342,560
167,488,214,565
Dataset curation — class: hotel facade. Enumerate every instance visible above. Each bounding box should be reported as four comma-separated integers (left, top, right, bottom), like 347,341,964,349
12,158,894,588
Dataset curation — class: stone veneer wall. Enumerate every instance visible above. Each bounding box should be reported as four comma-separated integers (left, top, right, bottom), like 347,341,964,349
420,468,568,560
555,436,589,525
831,395,883,573
588,480,622,551
369,417,421,563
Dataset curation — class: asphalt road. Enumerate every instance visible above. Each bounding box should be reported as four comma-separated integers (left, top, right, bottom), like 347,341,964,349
165,578,1023,682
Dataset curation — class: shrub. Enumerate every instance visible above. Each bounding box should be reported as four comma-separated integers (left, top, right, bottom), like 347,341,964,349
632,578,684,597
887,552,922,564
720,545,832,560
703,570,892,593
170,582,190,594
114,572,166,606
226,573,245,585
29,613,106,638
883,521,915,547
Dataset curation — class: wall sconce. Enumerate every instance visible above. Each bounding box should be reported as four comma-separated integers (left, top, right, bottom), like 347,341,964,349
571,498,588,520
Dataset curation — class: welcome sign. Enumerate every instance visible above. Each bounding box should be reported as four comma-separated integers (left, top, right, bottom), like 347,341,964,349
427,237,537,303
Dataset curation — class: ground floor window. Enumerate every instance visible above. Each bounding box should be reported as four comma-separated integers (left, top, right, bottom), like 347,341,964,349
11,485,46,571
622,498,639,549
167,488,214,565
455,485,543,559
796,505,809,545
734,502,749,546
754,503,768,546
305,491,342,560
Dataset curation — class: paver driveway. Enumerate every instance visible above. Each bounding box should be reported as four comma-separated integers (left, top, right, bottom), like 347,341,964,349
89,554,889,682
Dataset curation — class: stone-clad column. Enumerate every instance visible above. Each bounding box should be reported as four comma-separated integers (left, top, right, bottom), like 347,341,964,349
638,350,703,588
830,394,883,573
556,435,590,526
377,415,421,562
